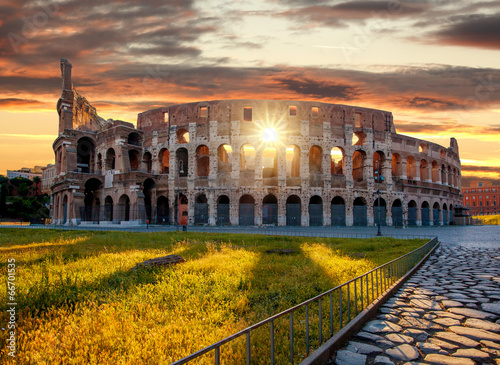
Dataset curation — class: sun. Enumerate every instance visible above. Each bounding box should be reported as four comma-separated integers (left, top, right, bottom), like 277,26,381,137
262,128,278,142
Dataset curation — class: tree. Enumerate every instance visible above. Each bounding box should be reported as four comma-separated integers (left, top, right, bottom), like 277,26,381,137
18,183,29,197
0,182,8,217
32,176,41,196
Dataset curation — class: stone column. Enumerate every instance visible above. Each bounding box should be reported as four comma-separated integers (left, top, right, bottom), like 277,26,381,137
401,160,407,180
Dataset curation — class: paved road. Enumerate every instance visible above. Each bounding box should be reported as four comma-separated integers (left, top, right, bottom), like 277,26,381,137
332,243,500,364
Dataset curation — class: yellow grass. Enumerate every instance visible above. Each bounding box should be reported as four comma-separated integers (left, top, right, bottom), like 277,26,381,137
0,229,426,364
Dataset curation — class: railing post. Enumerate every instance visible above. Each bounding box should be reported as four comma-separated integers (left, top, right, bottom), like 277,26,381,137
270,320,275,365
215,347,220,365
319,298,323,344
290,312,294,363
306,305,310,356
246,332,251,365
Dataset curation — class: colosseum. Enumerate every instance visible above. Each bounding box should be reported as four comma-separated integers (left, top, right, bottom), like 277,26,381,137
51,59,462,227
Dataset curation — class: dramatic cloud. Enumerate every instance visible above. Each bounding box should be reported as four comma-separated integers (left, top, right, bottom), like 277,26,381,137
273,76,360,99
394,120,500,135
432,14,500,50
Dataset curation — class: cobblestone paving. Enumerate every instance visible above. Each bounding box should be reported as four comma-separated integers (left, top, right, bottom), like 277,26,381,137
332,245,500,365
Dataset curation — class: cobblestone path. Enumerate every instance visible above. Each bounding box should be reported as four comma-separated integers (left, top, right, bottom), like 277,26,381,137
332,245,500,365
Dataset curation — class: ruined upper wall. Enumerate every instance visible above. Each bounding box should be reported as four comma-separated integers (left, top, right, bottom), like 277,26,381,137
137,100,396,135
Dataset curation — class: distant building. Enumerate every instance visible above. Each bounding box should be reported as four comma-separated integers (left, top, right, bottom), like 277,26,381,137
7,166,43,180
462,180,500,216
41,164,56,195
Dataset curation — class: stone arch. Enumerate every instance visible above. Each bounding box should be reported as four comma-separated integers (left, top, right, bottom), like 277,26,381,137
373,197,387,226
106,148,116,171
176,148,188,177
433,202,441,226
309,195,323,226
239,194,255,226
353,150,366,182
431,161,439,182
330,147,344,175
217,195,230,225
128,132,141,146
240,144,255,171
218,144,232,174
143,178,156,223
408,200,417,226
392,199,403,227
262,146,278,179
353,197,367,226
196,145,210,177
118,194,130,221
442,203,448,226
143,152,152,173
309,145,323,174
104,195,113,222
262,194,278,225
286,195,301,226
62,194,69,224
391,153,402,178
373,151,385,181
159,148,170,174
177,129,189,144
177,193,188,225
331,196,346,226
286,145,301,177
156,196,169,225
441,164,446,184
128,149,140,171
420,159,429,181
77,137,95,173
419,143,428,154
421,201,430,226
352,131,366,146
407,156,416,180
83,178,102,222
195,193,208,224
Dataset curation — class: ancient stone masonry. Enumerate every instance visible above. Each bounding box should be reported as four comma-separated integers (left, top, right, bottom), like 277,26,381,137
51,60,463,226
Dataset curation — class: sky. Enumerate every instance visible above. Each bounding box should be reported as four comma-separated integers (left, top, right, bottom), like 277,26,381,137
0,0,499,185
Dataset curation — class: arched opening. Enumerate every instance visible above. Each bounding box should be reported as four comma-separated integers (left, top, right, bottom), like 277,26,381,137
106,148,116,171
286,195,301,226
62,195,68,224
433,202,440,226
156,196,169,225
176,148,188,177
391,153,402,178
175,194,188,225
309,195,323,226
128,150,140,171
262,194,278,225
240,144,255,171
373,151,385,181
373,198,387,226
408,200,417,226
143,178,155,223
392,199,403,227
128,132,141,146
194,194,208,224
104,196,113,222
431,161,439,182
177,129,189,144
352,150,365,182
262,146,278,178
118,194,130,222
440,149,446,159
218,144,232,174
309,146,322,174
82,178,102,222
196,145,210,177
353,197,367,226
420,160,429,182
419,143,428,154
331,196,346,226
143,152,152,173
286,145,301,177
159,149,170,174
421,201,430,226
77,137,95,173
239,195,255,226
443,203,448,226
406,156,416,180
217,195,230,225
330,147,344,175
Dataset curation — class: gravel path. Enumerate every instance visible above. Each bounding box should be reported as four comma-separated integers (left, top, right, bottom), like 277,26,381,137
331,244,500,365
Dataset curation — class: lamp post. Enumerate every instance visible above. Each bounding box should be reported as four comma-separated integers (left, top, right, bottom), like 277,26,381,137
177,160,184,231
375,160,383,236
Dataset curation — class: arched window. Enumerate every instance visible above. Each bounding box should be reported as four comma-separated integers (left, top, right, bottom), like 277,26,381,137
309,146,322,173
330,147,344,175
262,147,277,178
391,153,402,178
373,151,385,181
352,150,365,182
77,137,95,173
176,148,188,177
218,144,232,173
143,152,152,173
286,145,300,177
128,150,140,171
240,144,255,171
159,149,170,174
105,148,116,171
196,145,210,177
177,129,189,144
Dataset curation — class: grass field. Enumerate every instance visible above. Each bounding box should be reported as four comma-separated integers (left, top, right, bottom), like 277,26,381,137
0,229,426,364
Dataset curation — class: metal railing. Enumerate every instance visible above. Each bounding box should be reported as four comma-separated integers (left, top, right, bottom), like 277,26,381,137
171,237,439,365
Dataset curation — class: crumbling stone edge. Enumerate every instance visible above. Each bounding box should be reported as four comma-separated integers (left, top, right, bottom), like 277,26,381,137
300,240,441,365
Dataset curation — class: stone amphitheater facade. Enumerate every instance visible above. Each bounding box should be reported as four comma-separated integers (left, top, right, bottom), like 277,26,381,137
51,59,462,227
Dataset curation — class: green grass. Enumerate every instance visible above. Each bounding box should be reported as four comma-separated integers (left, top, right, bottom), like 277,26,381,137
0,229,427,364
